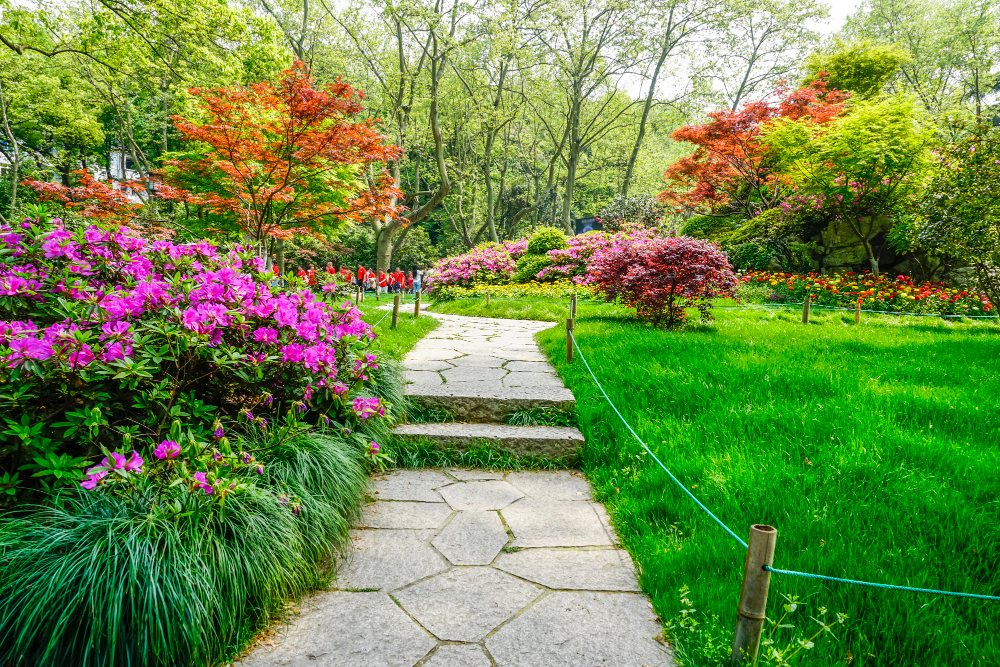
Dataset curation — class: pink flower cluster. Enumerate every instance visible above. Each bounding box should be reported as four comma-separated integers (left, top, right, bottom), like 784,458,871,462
81,450,143,489
0,221,375,384
538,226,659,284
425,242,518,290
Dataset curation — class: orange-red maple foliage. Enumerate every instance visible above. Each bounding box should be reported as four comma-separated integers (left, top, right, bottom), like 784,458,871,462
24,170,143,221
662,76,849,218
157,61,402,241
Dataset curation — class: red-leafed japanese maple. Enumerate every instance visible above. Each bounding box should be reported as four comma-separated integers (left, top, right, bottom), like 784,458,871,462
662,77,849,218
157,61,402,242
24,169,142,221
589,236,737,328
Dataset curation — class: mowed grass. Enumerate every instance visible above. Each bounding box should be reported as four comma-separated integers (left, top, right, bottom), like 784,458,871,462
439,296,1000,666
356,297,438,360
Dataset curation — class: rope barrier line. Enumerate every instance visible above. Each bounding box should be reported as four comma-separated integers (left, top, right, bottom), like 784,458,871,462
569,329,1000,603
568,329,749,550
763,566,1000,601
372,310,391,328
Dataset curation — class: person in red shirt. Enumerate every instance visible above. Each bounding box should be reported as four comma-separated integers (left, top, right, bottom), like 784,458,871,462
356,265,365,288
325,262,336,275
296,267,307,280
306,265,317,285
406,271,414,293
378,271,387,294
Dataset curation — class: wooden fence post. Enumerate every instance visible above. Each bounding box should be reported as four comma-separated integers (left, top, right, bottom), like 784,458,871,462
392,295,400,329
566,318,574,363
855,300,861,325
486,293,491,306
571,291,577,319
801,295,810,324
414,293,421,318
731,525,778,667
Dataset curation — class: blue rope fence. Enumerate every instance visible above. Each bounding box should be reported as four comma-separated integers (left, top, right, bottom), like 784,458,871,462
568,329,1000,602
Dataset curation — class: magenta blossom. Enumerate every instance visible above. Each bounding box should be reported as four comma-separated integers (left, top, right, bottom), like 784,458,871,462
154,440,181,459
192,471,214,495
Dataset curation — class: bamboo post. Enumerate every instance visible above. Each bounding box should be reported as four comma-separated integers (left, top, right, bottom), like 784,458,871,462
801,295,810,324
359,286,364,303
414,293,421,318
731,525,778,667
566,318,574,363
570,291,577,319
486,293,491,306
392,295,400,329
855,300,861,325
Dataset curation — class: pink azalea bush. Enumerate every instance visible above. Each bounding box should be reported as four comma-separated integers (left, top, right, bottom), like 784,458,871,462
0,215,387,493
425,238,528,290
539,226,658,284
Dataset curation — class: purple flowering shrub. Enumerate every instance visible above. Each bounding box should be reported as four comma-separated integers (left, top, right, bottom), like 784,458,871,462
538,226,659,284
0,215,387,495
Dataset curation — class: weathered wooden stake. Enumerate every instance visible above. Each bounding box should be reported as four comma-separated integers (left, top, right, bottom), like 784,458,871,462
392,295,400,329
731,524,778,667
414,293,421,318
359,286,364,303
855,300,861,325
801,295,810,324
571,291,577,319
566,318,574,363
486,293,491,306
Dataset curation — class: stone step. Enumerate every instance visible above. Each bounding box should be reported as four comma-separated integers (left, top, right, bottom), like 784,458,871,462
405,384,576,423
392,422,584,459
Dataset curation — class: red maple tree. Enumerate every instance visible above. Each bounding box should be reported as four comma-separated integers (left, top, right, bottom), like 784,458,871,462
157,62,402,242
662,76,849,218
24,170,143,221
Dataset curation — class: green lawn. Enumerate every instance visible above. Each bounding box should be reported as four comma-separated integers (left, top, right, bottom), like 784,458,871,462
436,297,1000,667
355,297,438,360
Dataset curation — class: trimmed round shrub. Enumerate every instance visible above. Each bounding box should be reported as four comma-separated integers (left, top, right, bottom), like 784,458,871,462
526,227,567,255
590,235,737,327
514,254,555,283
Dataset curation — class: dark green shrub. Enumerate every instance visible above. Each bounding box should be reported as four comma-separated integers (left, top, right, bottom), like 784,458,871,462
681,214,742,240
514,254,555,282
526,227,567,255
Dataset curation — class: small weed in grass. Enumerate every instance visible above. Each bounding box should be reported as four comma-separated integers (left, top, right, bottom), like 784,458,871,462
337,587,380,593
388,437,574,470
501,545,523,553
506,406,578,427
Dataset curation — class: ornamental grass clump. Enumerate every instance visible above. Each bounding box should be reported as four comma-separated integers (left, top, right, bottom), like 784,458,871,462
589,236,737,327
0,427,369,667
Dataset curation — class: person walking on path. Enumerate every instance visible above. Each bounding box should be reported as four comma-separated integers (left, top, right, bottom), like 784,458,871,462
413,268,422,295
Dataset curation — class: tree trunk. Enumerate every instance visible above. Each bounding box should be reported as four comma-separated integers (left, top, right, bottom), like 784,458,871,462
622,41,669,197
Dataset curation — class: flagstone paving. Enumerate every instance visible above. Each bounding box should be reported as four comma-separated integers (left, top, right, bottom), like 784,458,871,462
242,470,672,667
241,312,671,667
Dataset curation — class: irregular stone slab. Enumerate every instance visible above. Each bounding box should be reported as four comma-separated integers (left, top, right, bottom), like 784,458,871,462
504,360,555,373
438,480,524,511
406,370,444,386
421,644,492,667
404,385,576,423
441,366,507,382
406,348,463,361
446,354,506,368
393,423,584,459
495,549,640,591
432,510,509,565
394,567,541,642
503,372,565,388
447,468,506,481
506,471,593,501
337,529,448,591
503,499,614,547
360,501,452,530
373,470,451,502
485,592,670,667
241,592,436,667
403,359,455,372
491,350,549,362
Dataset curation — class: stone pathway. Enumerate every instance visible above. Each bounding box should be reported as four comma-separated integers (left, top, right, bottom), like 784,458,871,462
242,469,671,667
241,312,672,667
